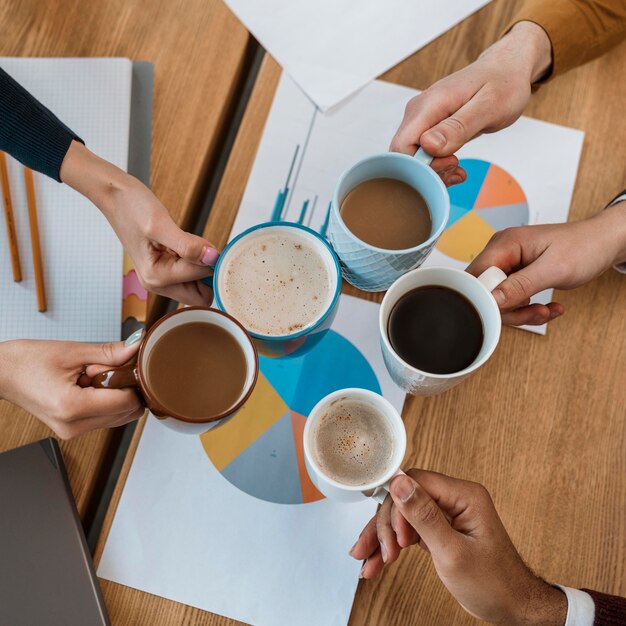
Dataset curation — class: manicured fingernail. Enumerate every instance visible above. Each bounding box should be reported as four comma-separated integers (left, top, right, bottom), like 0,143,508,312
201,246,220,267
448,175,463,185
550,309,562,319
124,328,144,346
381,542,388,563
423,130,446,149
349,541,357,556
492,288,506,306
359,562,367,579
392,476,415,503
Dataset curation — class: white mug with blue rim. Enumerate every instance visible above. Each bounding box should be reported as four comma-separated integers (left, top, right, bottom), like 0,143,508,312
327,148,450,292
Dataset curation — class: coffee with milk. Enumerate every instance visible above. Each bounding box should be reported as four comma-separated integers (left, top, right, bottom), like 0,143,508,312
218,229,334,337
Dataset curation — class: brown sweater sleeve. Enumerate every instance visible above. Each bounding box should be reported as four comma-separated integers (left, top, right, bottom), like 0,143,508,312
581,588,626,625
505,0,626,80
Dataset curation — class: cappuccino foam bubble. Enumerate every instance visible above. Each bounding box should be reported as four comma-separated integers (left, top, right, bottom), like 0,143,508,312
311,398,395,487
219,230,334,337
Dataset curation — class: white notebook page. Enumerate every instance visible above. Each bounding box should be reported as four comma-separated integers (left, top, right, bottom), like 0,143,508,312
0,57,130,342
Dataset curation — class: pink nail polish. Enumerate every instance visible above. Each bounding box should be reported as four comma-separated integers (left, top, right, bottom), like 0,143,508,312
201,246,220,267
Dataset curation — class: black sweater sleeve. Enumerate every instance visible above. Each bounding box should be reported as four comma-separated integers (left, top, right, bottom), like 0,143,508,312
0,67,83,182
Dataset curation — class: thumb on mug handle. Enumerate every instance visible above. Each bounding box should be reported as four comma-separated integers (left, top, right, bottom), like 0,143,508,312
368,469,407,505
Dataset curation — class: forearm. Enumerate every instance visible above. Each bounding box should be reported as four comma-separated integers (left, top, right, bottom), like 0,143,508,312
0,341,19,401
0,67,82,181
59,140,134,219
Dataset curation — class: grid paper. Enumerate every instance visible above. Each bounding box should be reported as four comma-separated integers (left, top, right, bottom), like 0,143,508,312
0,58,130,342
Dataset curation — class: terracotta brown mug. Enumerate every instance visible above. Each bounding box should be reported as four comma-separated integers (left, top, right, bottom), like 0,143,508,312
91,307,259,435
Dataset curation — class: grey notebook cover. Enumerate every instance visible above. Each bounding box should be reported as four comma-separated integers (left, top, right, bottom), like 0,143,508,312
0,439,110,626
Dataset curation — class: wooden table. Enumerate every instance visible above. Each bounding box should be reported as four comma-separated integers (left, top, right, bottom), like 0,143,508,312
0,0,250,519
96,1,626,623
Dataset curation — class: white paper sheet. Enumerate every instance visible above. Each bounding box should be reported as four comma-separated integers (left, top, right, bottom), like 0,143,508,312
99,294,406,626
0,58,129,342
223,0,492,110
232,74,585,335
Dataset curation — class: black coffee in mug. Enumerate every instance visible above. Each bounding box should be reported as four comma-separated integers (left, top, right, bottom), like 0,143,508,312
387,286,484,375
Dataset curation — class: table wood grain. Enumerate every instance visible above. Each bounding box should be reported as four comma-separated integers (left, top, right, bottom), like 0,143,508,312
0,0,249,518
95,1,626,623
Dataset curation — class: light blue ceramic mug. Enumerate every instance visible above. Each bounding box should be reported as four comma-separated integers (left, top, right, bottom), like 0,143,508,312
327,149,450,292
212,222,342,359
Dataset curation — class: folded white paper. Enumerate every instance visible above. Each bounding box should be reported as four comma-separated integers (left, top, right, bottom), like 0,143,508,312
224,0,492,110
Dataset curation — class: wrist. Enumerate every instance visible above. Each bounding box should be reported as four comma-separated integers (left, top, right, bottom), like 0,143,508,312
507,577,567,626
494,21,552,84
59,140,133,218
0,341,19,400
601,200,626,266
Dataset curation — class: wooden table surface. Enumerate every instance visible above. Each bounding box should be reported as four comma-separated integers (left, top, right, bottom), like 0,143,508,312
0,0,250,518
96,1,626,624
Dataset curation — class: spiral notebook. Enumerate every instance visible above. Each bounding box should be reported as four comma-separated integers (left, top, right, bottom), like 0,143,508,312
0,57,141,343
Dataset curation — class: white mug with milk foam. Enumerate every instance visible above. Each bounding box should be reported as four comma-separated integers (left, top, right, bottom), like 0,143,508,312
303,388,406,504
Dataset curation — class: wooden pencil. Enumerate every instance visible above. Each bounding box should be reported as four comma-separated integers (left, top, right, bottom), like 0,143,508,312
24,167,47,312
0,151,22,282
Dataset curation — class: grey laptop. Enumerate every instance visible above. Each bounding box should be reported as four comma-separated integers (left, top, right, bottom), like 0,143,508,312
0,439,110,626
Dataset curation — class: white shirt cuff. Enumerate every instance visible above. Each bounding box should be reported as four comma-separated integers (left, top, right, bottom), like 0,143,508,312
608,193,626,274
555,585,595,626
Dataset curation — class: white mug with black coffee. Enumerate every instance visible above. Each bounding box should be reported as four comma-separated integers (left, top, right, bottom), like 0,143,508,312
379,266,507,395
303,388,406,503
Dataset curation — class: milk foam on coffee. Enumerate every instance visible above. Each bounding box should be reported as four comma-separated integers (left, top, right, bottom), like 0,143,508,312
219,230,333,336
311,399,394,486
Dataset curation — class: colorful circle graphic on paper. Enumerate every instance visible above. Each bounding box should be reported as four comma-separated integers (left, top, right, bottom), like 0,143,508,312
200,330,381,505
437,159,529,263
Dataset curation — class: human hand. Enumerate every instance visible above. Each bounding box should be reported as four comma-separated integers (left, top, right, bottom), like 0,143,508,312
390,22,553,183
60,141,218,305
466,202,626,325
0,336,145,439
350,470,567,626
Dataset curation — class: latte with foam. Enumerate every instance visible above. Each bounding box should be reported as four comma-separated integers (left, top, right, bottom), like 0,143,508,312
218,229,334,337
310,398,395,486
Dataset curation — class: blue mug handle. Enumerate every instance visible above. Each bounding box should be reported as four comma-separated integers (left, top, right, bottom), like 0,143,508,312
414,147,434,166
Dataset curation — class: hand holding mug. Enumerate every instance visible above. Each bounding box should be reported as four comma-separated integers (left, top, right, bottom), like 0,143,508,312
60,141,219,306
351,469,568,626
91,307,258,435
390,22,552,163
0,337,144,439
467,202,626,326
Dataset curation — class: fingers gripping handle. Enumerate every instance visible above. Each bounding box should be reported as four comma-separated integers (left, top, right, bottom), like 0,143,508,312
413,147,434,166
369,470,406,505
477,266,507,294
90,361,139,389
